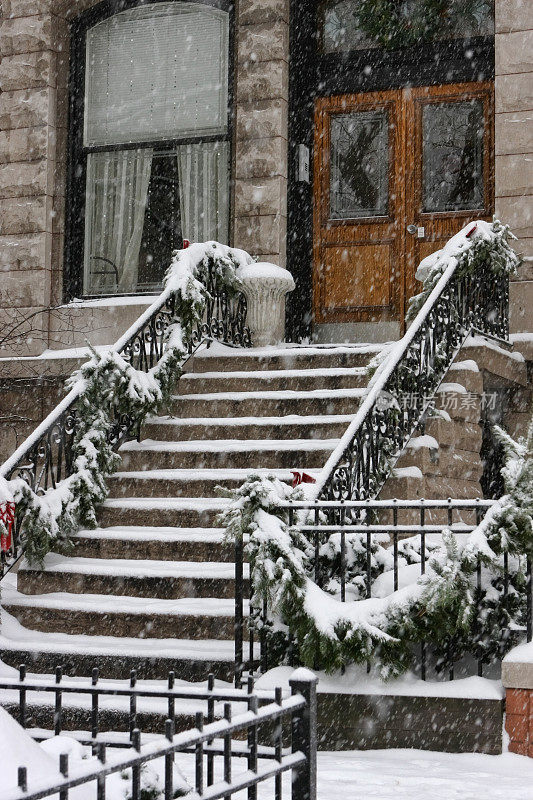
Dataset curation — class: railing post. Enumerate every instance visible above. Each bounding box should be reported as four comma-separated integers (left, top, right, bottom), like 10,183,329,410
234,533,244,688
289,669,317,800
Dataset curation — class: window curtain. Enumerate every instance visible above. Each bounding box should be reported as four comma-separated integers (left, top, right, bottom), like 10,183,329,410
176,141,229,244
83,148,153,295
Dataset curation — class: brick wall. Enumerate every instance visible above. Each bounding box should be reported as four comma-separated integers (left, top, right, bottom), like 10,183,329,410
505,688,533,756
495,0,533,333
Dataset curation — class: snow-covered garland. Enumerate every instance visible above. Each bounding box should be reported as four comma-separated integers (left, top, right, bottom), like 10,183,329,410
221,414,533,677
0,242,252,566
222,220,528,677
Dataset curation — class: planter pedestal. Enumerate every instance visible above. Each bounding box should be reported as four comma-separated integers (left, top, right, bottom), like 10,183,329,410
239,263,295,348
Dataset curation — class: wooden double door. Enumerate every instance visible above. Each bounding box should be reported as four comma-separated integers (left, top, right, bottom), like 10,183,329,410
313,82,494,330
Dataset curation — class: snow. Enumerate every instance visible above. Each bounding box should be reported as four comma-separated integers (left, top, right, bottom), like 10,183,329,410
392,466,423,479
510,332,533,343
183,366,368,380
120,438,339,453
193,341,384,360
256,665,504,700
174,387,366,401
437,382,468,394
21,551,244,580
74,525,227,543
0,707,93,800
62,296,157,308
101,496,230,509
0,607,244,661
503,640,533,664
405,435,439,451
147,413,357,428
464,333,524,362
237,262,294,284
449,359,480,372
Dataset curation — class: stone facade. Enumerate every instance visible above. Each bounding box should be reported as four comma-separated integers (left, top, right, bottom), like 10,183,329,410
234,0,289,267
0,0,531,357
502,645,533,757
495,0,533,332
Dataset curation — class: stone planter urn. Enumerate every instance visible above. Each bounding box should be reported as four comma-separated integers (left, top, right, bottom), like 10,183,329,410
238,262,295,347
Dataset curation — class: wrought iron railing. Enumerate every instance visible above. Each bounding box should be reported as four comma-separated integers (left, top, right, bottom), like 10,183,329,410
0,263,251,577
235,499,532,683
311,260,509,504
2,667,317,800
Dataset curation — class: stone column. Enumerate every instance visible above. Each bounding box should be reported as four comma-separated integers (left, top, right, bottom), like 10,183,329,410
0,1,69,355
234,0,289,267
495,0,533,333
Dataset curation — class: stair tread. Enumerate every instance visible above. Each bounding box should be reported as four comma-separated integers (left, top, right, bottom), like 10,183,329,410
21,552,246,580
110,468,301,481
101,496,231,509
75,526,228,542
3,584,245,617
120,438,339,453
182,366,368,380
146,413,357,426
0,607,243,662
173,387,366,401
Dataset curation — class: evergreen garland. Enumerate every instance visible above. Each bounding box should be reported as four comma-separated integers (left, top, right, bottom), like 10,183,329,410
222,411,533,678
1,243,249,566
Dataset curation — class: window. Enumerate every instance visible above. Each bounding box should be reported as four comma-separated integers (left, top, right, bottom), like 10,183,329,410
320,0,494,54
68,1,231,298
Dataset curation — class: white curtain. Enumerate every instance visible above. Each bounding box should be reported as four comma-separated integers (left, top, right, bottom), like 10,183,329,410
176,141,229,244
83,148,153,295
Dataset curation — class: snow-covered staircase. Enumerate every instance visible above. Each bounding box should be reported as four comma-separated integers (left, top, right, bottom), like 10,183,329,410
1,344,381,683
2,338,526,689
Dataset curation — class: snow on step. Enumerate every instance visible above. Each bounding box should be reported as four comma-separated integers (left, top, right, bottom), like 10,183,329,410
0,608,242,662
146,413,358,428
182,366,369,380
172,387,366,401
22,552,247,580
111,468,298,482
74,526,228,543
3,585,246,619
119,438,340,453
101,496,230,510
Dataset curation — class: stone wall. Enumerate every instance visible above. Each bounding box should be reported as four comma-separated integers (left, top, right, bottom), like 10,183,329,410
495,0,533,333
234,0,289,267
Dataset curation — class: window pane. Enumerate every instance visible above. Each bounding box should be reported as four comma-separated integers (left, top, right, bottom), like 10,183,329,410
83,143,229,296
330,111,389,219
320,0,494,53
422,100,484,213
84,2,229,146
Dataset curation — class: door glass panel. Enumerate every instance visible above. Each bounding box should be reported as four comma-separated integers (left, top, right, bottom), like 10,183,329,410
422,99,484,213
330,110,389,219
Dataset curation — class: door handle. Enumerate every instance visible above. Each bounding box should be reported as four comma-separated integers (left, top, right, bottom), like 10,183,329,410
407,224,417,235
407,224,425,238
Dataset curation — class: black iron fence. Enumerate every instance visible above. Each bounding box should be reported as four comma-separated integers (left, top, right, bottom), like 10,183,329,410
235,498,532,684
1,669,317,800
0,256,251,580
312,259,509,505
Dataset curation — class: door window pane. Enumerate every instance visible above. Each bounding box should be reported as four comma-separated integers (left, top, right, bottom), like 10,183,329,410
320,0,494,53
330,111,389,219
84,2,229,146
422,100,484,213
83,142,229,296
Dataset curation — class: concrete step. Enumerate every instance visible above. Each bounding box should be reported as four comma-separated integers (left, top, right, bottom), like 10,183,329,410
168,388,365,418
178,367,368,395
188,344,381,373
4,592,242,641
17,554,248,601
97,498,228,529
106,468,297,499
0,610,238,681
118,438,338,471
70,527,234,562
142,414,353,442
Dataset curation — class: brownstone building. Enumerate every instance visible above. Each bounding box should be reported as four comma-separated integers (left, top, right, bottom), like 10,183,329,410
0,0,531,442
